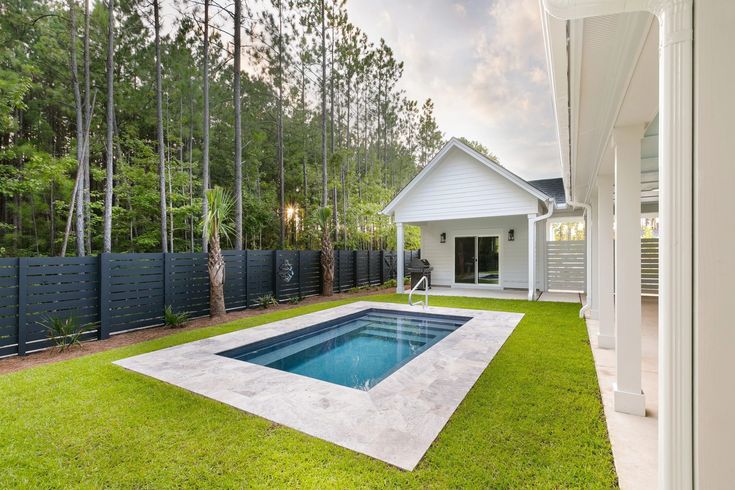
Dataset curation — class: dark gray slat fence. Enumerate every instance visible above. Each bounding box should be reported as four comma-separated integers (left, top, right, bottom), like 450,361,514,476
368,251,382,286
106,253,165,335
0,258,19,357
0,249,416,358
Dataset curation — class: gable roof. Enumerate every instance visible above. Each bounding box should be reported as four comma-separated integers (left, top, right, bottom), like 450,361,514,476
381,137,553,216
528,178,566,206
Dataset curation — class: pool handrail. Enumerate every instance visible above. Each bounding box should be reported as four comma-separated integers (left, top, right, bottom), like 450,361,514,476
408,275,429,311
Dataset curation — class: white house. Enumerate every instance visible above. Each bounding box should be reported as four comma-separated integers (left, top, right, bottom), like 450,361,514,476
381,138,584,300
540,0,734,488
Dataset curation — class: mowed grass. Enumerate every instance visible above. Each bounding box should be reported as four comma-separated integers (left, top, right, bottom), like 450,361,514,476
0,295,617,489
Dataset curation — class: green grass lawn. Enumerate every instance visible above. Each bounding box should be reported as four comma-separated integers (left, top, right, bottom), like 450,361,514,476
0,295,617,489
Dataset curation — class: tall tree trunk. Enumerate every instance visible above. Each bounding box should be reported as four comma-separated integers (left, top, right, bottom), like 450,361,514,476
301,61,307,213
69,0,85,256
83,0,91,253
277,0,285,248
201,0,210,252
153,0,167,253
329,21,334,158
103,0,115,252
233,0,243,250
188,78,194,252
320,0,327,207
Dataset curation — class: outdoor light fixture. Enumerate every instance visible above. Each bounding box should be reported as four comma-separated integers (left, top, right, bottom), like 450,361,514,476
440,233,446,243
508,229,515,242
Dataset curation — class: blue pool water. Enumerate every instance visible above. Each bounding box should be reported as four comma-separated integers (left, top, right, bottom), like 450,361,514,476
219,309,470,390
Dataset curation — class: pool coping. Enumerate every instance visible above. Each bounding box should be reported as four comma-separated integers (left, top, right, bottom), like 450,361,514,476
113,301,523,470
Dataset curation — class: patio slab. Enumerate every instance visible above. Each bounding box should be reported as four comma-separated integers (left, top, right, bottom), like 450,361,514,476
402,286,582,303
586,297,658,489
114,301,522,470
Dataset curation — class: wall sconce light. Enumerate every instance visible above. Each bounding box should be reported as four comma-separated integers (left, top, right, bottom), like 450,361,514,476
508,229,515,242
440,233,446,243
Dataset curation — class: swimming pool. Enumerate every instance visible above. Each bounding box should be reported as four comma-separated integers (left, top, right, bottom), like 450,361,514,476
219,309,470,390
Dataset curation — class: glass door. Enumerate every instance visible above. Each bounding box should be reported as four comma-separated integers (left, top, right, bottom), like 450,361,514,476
454,235,500,285
454,236,476,284
477,236,500,285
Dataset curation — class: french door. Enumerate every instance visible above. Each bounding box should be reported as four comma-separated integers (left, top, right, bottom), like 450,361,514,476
454,235,500,285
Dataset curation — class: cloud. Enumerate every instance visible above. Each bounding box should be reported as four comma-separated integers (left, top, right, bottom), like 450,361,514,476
347,0,560,179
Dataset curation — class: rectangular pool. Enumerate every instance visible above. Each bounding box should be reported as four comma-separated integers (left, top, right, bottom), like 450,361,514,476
219,309,470,390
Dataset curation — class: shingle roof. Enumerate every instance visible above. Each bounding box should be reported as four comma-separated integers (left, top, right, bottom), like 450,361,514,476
528,178,566,206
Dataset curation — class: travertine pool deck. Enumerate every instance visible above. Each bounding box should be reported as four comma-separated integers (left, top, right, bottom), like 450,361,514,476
114,301,523,470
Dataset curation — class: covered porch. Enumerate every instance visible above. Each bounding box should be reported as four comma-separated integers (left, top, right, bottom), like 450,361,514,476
540,0,694,486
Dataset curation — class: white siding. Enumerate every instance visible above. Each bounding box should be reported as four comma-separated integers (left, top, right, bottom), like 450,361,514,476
394,147,538,223
420,216,540,289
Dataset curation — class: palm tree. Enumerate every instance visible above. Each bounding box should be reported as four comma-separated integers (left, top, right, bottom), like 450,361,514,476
204,187,233,317
317,206,334,296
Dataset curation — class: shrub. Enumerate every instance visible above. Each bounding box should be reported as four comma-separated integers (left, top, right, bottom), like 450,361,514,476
257,294,278,309
164,306,190,328
287,296,301,305
39,316,91,352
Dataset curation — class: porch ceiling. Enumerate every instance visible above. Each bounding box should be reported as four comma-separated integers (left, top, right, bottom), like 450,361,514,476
543,9,659,205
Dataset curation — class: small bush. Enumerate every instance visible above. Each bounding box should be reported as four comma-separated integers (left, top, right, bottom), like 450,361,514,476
257,294,278,309
384,279,397,288
164,306,190,328
39,316,91,352
287,296,301,305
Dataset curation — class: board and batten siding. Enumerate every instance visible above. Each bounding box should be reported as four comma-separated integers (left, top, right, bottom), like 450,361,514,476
393,147,539,223
420,216,545,290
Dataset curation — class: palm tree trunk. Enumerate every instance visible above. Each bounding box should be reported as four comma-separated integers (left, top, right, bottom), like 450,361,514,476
208,230,226,317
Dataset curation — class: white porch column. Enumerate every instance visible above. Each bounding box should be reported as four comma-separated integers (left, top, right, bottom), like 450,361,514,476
396,222,405,293
527,213,537,301
597,174,615,349
589,188,599,320
613,125,645,416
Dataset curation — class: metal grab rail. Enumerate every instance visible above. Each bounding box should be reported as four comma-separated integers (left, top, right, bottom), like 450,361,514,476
408,275,429,311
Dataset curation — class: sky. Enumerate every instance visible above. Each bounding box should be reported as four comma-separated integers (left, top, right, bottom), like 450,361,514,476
346,0,561,181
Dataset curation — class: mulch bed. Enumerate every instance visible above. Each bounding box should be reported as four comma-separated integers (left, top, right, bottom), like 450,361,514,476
0,287,395,376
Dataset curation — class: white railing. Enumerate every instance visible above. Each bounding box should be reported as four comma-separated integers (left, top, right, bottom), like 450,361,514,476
408,275,429,311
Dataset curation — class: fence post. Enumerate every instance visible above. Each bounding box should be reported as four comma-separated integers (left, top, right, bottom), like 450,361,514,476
243,250,249,308
297,251,302,299
332,250,342,293
273,250,280,302
17,257,28,356
353,250,358,288
163,252,172,310
380,250,385,284
99,253,111,340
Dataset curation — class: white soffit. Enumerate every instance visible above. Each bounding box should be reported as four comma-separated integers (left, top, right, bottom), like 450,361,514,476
571,11,653,202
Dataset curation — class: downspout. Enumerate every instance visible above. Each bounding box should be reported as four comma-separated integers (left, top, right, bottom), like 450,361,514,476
567,199,592,318
528,199,555,301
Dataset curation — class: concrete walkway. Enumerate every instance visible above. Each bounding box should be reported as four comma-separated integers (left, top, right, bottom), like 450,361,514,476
586,297,658,489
